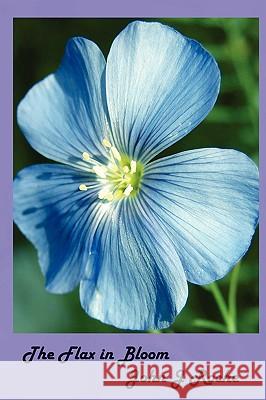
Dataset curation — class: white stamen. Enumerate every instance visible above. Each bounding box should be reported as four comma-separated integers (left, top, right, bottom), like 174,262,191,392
82,152,91,162
130,160,137,174
108,162,119,172
79,184,88,191
98,188,108,199
93,165,107,179
98,188,114,201
102,138,112,148
123,166,130,173
111,146,121,161
124,184,134,197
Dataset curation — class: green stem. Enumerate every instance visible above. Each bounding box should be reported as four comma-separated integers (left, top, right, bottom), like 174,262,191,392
228,262,241,333
147,329,162,334
206,282,229,327
204,263,241,333
193,319,227,333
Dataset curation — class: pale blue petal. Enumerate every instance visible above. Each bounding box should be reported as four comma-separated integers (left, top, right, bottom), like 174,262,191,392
17,38,108,167
143,149,259,284
80,199,188,330
13,164,102,293
106,21,220,163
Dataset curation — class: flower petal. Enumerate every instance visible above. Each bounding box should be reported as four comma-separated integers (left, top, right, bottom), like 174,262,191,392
17,38,108,167
106,21,220,163
143,149,259,284
80,199,188,330
13,164,102,293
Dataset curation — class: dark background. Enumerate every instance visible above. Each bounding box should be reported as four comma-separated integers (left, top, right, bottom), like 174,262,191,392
13,18,259,333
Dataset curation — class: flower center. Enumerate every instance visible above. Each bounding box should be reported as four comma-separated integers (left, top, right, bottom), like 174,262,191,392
78,138,144,202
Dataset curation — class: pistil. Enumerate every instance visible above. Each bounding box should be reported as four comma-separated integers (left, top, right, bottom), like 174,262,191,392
78,138,143,202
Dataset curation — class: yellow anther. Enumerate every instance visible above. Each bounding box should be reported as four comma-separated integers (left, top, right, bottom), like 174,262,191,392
111,146,121,161
93,165,107,179
105,192,114,201
82,152,91,162
130,160,137,174
124,184,134,197
102,138,112,148
79,184,88,191
98,188,114,201
123,166,130,173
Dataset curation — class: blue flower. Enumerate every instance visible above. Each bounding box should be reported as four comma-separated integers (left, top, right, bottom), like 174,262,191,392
14,21,259,330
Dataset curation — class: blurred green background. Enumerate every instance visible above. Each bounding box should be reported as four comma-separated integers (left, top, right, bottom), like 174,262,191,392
13,18,259,333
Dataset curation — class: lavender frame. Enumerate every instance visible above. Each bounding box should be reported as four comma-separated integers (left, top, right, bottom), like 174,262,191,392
0,0,265,362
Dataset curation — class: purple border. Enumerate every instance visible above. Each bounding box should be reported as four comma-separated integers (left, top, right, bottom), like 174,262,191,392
0,0,265,362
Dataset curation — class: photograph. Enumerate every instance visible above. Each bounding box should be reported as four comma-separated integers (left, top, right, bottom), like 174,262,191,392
13,17,259,334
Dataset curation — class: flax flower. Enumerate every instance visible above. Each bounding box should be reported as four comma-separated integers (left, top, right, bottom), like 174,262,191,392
14,21,259,330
